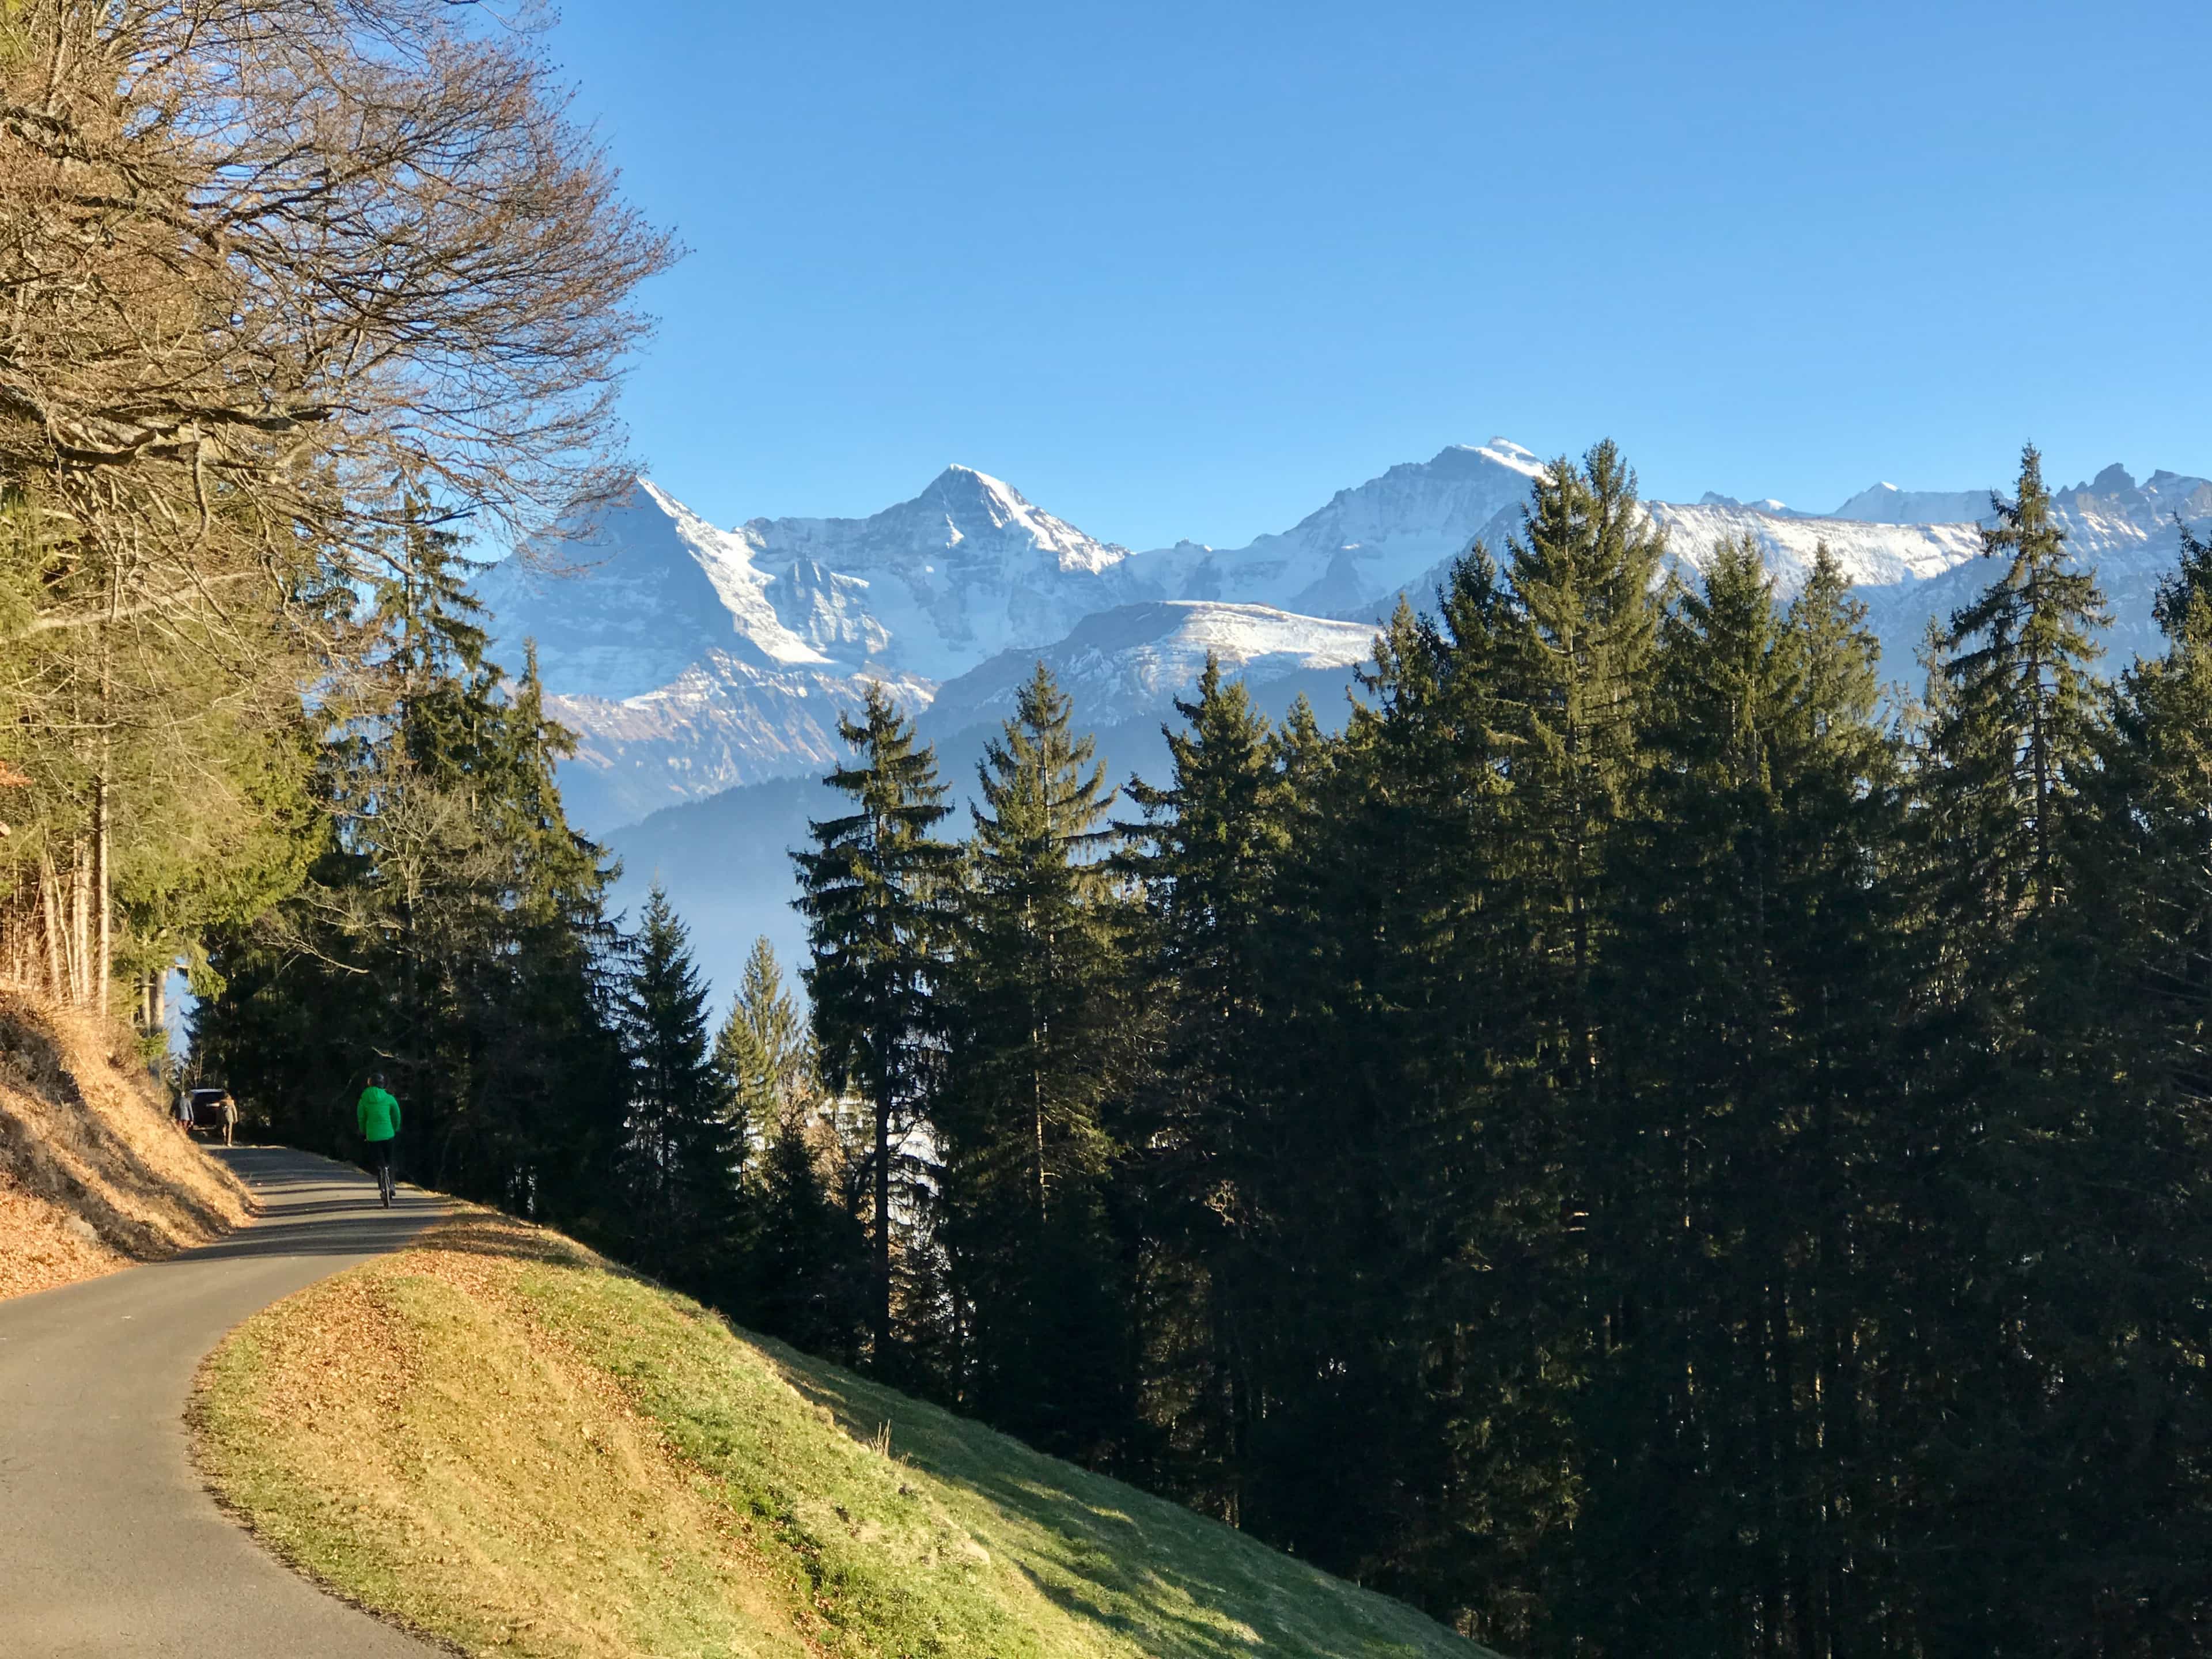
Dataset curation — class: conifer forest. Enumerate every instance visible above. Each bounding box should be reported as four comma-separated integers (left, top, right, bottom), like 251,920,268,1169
3,6,2209,1657
203,440,2212,1657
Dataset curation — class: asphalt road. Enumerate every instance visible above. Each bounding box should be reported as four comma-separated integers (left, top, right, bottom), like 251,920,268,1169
0,1145,444,1657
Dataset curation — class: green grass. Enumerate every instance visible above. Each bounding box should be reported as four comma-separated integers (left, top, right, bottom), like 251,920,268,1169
194,1209,1499,1659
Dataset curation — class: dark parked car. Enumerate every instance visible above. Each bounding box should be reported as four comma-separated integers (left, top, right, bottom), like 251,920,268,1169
186,1088,232,1131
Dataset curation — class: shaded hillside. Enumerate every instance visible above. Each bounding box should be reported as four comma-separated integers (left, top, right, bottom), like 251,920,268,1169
0,987,248,1300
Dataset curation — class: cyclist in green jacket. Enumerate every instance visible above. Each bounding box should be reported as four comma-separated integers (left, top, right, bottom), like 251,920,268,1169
357,1074,401,1207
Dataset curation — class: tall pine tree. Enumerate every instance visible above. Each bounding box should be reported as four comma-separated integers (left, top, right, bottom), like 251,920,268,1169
1120,655,1291,1517
937,662,1130,1460
795,684,955,1372
617,886,741,1297
1908,443,2128,1652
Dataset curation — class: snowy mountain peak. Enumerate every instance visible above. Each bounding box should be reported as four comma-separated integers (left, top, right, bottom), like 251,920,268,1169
921,463,1029,525
1474,437,1546,476
475,478,830,700
1124,438,1558,618
633,476,716,537
1830,480,1994,525
899,464,1130,575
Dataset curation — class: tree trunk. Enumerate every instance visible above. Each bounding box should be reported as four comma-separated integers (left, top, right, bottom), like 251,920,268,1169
67,849,89,1007
874,1086,892,1366
39,857,64,1002
92,771,110,1017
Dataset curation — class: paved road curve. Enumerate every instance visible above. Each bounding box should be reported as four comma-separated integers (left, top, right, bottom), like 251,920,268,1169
0,1146,444,1657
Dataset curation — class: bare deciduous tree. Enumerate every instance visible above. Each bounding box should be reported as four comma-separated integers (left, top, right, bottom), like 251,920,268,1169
0,0,676,1014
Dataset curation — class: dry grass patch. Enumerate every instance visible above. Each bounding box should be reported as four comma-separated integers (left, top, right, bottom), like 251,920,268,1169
194,1213,815,1658
0,985,248,1300
195,1208,1497,1659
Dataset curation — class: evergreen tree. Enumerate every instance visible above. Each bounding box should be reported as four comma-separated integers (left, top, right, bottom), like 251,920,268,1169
794,684,955,1372
1119,654,1290,1516
1929,442,2111,931
714,934,815,1163
616,887,740,1294
1498,440,1668,1015
1466,444,1666,1641
1906,444,2133,1651
2029,525,2212,1653
937,662,1130,1459
1590,539,1907,1655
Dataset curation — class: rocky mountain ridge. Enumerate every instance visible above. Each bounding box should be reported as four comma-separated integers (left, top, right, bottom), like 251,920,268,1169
480,444,2212,840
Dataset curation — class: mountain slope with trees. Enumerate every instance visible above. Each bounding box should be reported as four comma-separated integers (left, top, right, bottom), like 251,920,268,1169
737,440,2212,1656
9,7,2207,1656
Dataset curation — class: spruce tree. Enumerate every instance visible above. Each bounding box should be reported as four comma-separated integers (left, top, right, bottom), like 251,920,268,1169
937,662,1129,1459
794,683,955,1372
1592,538,1907,1655
714,934,815,1161
1498,439,1668,1009
1119,654,1290,1514
1421,442,1663,1639
1931,442,2111,928
1907,444,2129,1650
2031,528,2212,1652
616,886,740,1295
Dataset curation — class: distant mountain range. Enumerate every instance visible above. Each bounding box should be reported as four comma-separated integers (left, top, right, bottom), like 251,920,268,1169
472,440,2212,994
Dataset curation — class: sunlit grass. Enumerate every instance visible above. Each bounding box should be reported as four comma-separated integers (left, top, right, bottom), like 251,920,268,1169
195,1208,1497,1659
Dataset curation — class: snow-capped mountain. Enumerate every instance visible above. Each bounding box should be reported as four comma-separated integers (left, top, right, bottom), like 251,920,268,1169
1649,463,2212,671
1126,440,1548,616
478,479,839,699
480,444,2212,846
478,471,1157,825
479,469,1144,691
926,601,1381,735
541,656,936,833
747,464,1141,679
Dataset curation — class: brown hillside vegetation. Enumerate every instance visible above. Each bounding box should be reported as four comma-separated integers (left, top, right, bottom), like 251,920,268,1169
0,986,248,1300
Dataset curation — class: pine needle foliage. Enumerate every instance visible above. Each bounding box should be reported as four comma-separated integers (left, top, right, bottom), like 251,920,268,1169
794,682,956,1373
936,661,1131,1460
617,885,740,1298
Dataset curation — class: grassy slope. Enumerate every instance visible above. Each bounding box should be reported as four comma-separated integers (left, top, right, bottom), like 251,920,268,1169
0,986,248,1300
194,1209,1498,1659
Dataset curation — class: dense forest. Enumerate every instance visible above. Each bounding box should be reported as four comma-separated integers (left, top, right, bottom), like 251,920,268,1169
207,439,2212,1657
3,6,2206,1657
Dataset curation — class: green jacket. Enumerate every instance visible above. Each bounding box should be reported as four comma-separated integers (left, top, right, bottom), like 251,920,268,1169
357,1086,401,1143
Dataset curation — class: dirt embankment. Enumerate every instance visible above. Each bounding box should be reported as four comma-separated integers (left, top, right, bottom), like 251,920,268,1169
0,985,251,1300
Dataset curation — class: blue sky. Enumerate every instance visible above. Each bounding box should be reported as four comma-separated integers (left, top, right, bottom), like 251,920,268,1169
544,0,2211,551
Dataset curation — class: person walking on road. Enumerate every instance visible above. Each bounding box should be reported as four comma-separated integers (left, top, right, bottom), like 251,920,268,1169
216,1091,239,1147
173,1089,195,1138
356,1074,401,1207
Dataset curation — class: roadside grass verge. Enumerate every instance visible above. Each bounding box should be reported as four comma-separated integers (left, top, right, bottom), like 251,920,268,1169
192,1208,1497,1659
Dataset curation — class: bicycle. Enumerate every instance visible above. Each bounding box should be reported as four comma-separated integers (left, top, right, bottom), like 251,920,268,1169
368,1138,396,1208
